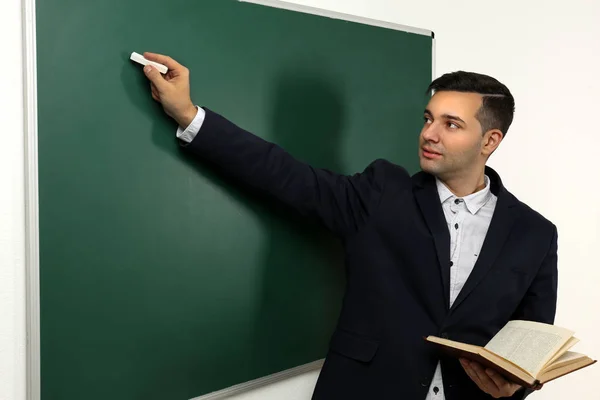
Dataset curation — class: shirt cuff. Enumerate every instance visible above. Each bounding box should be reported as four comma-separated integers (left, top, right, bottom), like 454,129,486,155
176,106,206,143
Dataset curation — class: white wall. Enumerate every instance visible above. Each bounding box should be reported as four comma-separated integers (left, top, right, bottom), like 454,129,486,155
2,0,599,399
0,0,26,398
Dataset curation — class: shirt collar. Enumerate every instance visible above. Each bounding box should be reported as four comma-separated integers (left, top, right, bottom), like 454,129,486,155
435,175,492,215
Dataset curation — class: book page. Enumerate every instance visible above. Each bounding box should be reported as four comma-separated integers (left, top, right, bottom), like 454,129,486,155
544,351,588,373
484,320,574,377
480,348,537,385
546,337,579,367
539,356,596,384
426,336,536,387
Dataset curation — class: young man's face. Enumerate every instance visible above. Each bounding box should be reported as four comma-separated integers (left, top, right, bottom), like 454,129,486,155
419,91,490,180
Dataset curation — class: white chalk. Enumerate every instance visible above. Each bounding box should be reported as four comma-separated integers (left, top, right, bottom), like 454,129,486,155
130,52,168,74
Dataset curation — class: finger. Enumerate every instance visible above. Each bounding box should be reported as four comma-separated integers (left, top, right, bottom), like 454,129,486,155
151,83,159,98
143,52,186,75
471,363,499,393
485,368,508,389
462,362,483,388
464,367,479,385
466,369,488,393
460,358,473,374
165,71,176,82
143,65,168,90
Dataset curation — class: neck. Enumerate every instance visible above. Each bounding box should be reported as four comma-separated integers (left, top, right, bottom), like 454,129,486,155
438,168,486,197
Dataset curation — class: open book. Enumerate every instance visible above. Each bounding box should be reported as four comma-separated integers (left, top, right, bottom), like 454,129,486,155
426,320,596,388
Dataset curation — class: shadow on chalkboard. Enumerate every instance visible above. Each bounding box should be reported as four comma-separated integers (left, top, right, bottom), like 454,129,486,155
121,61,346,383
248,73,346,372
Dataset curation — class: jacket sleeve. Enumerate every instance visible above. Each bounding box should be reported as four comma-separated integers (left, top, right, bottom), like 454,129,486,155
510,225,559,399
180,108,390,237
511,225,558,324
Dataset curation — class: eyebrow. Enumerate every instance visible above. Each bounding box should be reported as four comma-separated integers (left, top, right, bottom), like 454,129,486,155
424,109,467,125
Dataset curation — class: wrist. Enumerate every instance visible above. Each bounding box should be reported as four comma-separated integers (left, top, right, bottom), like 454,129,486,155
175,104,198,128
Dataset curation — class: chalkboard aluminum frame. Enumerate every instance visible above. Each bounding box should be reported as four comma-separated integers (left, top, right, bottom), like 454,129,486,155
22,0,435,399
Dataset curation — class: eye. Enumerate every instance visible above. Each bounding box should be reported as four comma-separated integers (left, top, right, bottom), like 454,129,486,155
424,116,433,124
447,122,459,129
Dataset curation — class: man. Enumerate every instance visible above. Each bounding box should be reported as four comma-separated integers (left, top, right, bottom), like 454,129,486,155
141,52,556,399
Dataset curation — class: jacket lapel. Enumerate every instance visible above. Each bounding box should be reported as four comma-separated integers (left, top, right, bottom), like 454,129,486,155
450,167,520,312
414,173,451,310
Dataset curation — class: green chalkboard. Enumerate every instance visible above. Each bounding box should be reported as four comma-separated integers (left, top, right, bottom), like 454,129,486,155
36,0,432,398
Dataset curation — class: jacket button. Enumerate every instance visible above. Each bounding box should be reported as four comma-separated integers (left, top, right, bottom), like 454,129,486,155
441,332,449,339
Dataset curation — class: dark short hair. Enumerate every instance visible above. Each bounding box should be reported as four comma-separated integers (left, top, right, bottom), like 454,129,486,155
427,71,515,136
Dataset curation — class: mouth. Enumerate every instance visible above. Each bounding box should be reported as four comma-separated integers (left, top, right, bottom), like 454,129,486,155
421,147,442,160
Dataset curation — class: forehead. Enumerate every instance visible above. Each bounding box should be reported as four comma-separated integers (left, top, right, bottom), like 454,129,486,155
426,91,483,119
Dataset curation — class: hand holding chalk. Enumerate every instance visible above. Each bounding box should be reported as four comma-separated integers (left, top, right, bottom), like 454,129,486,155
130,52,168,74
141,52,197,128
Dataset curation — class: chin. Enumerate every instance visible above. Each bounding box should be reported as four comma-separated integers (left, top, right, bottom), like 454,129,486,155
420,162,447,179
419,159,436,173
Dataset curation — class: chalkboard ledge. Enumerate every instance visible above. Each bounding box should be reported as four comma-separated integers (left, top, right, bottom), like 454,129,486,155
190,359,324,399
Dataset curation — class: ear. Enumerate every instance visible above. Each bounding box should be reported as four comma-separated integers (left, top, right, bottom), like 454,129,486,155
482,129,503,157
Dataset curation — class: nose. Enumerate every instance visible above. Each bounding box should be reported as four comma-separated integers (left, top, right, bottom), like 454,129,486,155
421,123,440,143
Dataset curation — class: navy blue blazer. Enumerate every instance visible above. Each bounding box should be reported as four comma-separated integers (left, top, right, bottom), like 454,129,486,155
182,108,558,400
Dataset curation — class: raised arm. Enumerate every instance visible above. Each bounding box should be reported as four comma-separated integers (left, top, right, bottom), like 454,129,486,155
142,52,391,237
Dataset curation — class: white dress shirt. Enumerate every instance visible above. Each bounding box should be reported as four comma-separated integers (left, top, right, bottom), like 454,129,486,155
176,106,206,143
425,176,497,399
175,108,498,399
